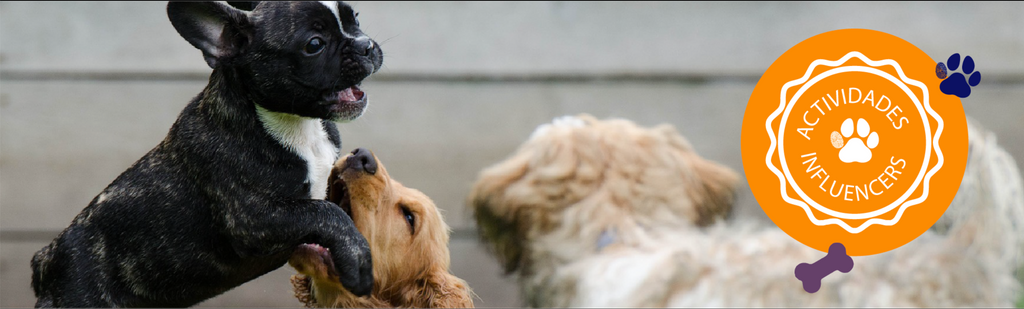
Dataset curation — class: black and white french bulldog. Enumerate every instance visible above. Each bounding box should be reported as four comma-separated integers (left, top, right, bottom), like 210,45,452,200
30,1,382,307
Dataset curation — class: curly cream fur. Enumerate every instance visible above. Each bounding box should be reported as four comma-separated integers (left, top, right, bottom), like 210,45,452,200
469,114,1023,307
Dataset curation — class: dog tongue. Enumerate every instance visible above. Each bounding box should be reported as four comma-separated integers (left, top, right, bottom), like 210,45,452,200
339,87,357,102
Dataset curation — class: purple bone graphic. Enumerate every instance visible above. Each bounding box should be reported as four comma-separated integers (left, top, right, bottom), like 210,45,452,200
794,243,854,293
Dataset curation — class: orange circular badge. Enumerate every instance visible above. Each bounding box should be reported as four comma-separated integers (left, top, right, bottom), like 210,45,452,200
741,29,968,256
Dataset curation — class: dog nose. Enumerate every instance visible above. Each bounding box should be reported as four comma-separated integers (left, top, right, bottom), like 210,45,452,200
353,36,374,56
347,148,377,175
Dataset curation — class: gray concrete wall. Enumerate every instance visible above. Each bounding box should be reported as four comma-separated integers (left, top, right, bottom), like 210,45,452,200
2,1,1022,307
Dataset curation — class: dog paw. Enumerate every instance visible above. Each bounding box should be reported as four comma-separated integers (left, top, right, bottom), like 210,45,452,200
936,53,981,98
835,118,878,163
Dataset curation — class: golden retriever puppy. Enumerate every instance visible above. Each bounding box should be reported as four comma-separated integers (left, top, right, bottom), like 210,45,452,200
290,148,474,308
468,114,1023,307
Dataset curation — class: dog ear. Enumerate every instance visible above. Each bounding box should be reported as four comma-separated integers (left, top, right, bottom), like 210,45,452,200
468,152,533,274
690,159,740,226
167,1,252,68
472,198,525,274
655,123,738,225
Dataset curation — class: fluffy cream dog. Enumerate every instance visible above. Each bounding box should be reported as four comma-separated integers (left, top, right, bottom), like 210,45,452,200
468,114,1023,307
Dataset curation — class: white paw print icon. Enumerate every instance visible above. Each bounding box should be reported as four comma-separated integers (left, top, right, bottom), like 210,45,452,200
834,118,879,163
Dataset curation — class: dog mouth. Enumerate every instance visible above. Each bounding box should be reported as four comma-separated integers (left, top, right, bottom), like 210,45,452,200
328,86,365,103
333,179,354,220
324,86,367,119
293,243,339,279
290,245,331,308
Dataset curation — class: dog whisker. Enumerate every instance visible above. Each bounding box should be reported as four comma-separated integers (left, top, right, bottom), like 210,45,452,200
376,33,399,46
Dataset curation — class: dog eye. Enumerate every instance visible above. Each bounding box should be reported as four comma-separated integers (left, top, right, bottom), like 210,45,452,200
400,205,415,235
304,37,325,55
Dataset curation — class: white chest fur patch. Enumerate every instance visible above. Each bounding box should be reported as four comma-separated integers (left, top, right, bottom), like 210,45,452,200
256,106,338,200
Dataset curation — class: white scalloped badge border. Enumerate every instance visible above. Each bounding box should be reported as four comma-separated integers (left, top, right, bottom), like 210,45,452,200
764,51,945,234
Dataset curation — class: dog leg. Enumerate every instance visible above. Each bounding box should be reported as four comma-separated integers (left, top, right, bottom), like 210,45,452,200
219,199,373,296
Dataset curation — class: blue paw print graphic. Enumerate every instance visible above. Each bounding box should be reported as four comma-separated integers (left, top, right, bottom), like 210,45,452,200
936,53,981,98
